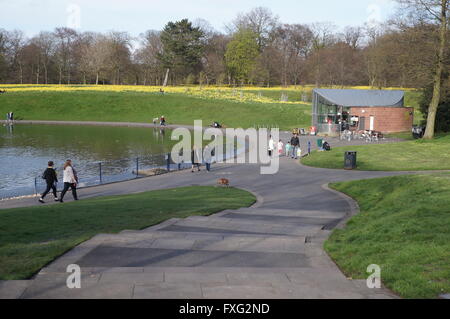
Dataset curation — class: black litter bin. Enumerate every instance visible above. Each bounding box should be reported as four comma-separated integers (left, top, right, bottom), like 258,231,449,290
412,126,425,139
344,151,357,170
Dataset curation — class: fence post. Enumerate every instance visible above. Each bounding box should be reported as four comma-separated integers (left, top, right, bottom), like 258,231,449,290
136,158,139,178
99,162,102,184
166,153,171,172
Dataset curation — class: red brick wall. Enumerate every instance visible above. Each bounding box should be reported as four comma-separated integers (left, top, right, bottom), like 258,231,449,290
350,107,414,133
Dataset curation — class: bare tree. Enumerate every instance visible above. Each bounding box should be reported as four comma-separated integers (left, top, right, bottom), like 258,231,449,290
342,26,364,49
230,7,279,50
54,27,78,84
310,22,337,86
31,32,55,84
136,31,164,85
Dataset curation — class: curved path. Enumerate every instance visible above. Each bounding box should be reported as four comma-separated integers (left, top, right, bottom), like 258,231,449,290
1,152,414,299
0,121,418,299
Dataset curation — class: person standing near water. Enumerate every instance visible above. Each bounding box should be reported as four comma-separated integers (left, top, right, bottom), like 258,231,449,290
204,145,212,172
59,160,78,203
38,161,59,203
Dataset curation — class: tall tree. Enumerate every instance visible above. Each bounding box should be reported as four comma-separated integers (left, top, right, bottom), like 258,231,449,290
225,29,260,85
158,19,205,83
230,7,279,51
54,27,78,84
396,0,449,138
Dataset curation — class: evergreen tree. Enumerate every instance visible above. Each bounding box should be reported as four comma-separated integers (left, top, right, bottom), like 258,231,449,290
158,19,205,83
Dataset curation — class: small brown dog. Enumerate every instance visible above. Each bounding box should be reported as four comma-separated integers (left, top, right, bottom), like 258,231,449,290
218,178,230,186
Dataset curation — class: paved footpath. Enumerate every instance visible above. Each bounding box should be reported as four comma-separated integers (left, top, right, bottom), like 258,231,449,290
1,148,416,299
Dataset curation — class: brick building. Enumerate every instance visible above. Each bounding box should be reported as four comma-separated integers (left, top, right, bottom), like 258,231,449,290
311,88,413,136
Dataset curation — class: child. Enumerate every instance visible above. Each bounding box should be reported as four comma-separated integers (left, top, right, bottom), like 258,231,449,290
278,140,284,156
285,142,291,157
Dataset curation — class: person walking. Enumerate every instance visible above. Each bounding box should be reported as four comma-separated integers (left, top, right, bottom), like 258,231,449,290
268,136,275,157
290,134,300,159
277,140,284,156
204,145,213,172
59,160,78,203
38,161,59,203
285,141,291,157
191,146,201,173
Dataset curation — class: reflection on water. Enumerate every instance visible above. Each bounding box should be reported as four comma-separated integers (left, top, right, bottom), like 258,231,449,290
0,124,177,198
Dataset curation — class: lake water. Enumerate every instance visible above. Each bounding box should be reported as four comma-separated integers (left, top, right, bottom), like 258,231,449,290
0,124,183,199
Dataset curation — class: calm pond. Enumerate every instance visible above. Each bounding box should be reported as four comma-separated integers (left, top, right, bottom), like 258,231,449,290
0,124,184,199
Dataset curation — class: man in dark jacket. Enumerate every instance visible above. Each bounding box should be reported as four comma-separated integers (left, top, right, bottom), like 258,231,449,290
290,134,300,159
39,161,59,203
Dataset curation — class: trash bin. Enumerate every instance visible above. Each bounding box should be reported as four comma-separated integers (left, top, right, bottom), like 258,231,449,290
344,151,357,170
317,139,323,148
412,126,425,139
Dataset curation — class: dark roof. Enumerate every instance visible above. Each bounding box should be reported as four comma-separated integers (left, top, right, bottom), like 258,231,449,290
313,89,404,107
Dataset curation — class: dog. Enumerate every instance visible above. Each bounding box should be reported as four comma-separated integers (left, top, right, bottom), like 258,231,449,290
152,118,159,125
217,178,230,186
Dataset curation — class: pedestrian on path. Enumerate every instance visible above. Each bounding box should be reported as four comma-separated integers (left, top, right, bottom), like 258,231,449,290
285,141,291,157
38,161,59,203
204,145,213,172
278,140,284,156
59,160,78,203
290,134,300,159
268,136,275,157
191,146,201,173
308,141,311,156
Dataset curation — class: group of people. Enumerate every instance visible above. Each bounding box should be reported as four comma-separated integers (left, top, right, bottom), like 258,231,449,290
268,134,312,160
191,145,213,173
38,160,79,204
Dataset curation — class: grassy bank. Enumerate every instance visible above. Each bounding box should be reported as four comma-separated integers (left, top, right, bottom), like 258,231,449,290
0,85,423,129
301,134,450,171
0,186,256,280
326,174,450,298
0,90,311,130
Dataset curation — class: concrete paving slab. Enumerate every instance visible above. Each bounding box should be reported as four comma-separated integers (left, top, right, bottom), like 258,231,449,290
0,281,31,299
77,246,310,268
133,283,202,299
99,272,164,284
165,272,228,284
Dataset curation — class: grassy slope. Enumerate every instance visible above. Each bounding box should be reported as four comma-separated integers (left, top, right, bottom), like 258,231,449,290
0,91,311,130
301,134,450,171
0,186,256,280
326,174,450,298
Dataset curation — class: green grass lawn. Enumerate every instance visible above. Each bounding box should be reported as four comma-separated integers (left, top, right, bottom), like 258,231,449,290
0,91,311,131
326,174,450,299
0,186,256,280
301,134,450,171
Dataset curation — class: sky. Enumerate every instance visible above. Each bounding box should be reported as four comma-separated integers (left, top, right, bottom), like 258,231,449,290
0,0,399,37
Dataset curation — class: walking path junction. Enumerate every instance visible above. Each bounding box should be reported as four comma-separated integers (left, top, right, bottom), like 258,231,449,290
0,120,415,299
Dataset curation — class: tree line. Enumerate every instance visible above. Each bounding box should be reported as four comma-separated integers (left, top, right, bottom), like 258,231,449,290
0,5,447,88
0,2,448,135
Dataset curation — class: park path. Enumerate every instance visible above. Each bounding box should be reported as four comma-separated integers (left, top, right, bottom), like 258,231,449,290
0,151,409,299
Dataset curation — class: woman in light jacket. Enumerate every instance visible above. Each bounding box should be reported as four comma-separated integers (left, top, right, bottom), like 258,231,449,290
59,160,79,203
